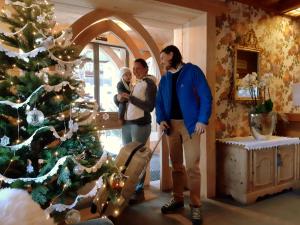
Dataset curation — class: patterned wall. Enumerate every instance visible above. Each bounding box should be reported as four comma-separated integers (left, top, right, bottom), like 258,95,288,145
215,1,300,138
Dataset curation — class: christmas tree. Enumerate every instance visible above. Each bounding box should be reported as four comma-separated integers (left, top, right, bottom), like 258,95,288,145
0,0,120,215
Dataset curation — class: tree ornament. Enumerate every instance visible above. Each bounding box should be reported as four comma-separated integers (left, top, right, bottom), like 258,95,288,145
38,159,45,165
108,173,126,191
26,160,34,174
26,108,44,126
65,209,81,224
0,135,10,146
73,165,84,176
26,105,30,112
36,15,45,24
68,119,78,132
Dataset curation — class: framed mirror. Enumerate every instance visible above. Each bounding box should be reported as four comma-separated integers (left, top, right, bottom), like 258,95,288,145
234,46,260,101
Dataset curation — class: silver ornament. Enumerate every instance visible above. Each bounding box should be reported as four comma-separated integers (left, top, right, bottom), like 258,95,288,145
36,15,45,24
0,135,10,146
26,164,34,173
65,209,81,224
26,108,45,126
26,105,31,112
73,165,84,176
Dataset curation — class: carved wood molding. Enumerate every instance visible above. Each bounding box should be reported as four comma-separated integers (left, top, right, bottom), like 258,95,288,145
237,29,259,49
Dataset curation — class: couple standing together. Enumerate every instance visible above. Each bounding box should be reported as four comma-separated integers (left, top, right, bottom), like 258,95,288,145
114,45,212,225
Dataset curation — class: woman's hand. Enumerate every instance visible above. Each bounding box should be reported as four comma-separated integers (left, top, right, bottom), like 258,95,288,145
117,93,129,102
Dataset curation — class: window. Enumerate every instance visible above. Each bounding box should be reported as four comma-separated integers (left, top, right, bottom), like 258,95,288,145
77,42,129,154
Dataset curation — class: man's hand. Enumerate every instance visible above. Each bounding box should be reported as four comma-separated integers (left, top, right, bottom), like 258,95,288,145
194,122,207,135
159,121,170,132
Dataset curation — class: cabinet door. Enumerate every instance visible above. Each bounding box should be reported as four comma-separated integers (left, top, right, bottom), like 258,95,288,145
277,146,295,184
252,149,275,190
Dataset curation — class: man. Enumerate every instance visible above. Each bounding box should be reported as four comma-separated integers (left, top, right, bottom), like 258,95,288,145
116,58,157,200
156,45,212,225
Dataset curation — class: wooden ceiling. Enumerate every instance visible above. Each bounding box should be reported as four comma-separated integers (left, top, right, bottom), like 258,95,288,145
234,0,300,14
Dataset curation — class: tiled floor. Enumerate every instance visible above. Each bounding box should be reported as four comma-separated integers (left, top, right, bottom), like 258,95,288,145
150,153,160,181
79,182,300,225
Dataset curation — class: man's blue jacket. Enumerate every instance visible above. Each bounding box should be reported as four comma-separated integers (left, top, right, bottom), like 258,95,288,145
156,63,212,135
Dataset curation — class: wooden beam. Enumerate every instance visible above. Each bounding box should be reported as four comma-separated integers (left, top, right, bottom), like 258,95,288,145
153,0,228,15
206,13,217,198
276,0,300,13
234,0,277,12
234,0,300,14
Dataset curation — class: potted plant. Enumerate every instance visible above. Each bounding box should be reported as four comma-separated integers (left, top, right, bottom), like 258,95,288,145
239,72,276,140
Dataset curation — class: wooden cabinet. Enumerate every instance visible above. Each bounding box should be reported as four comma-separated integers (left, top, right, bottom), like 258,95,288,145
217,137,300,204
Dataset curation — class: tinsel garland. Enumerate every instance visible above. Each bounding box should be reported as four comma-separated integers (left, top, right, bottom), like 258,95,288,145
5,0,49,8
1,122,78,151
45,176,104,214
0,81,78,109
0,45,47,62
0,152,108,184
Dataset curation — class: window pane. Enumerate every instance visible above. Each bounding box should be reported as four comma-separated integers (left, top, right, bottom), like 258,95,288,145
78,44,95,100
99,129,122,155
99,46,125,112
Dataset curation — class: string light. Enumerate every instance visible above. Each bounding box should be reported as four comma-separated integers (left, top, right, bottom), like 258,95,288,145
114,210,119,216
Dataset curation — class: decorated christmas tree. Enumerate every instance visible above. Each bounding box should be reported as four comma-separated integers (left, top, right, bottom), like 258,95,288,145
0,0,120,216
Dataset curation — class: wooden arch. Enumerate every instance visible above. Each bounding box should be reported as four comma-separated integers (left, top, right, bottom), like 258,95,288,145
101,45,124,69
73,20,143,59
71,9,161,74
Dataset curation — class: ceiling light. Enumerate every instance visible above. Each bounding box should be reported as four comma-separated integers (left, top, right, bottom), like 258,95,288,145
284,7,300,17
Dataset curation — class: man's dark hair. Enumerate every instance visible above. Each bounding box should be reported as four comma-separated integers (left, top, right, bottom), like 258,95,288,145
134,58,148,69
161,45,182,69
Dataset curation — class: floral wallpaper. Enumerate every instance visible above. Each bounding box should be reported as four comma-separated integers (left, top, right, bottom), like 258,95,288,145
215,1,300,138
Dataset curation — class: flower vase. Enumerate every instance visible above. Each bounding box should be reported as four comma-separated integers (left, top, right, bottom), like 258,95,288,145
248,112,277,140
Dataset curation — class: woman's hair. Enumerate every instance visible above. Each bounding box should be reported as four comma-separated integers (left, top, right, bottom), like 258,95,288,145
161,45,182,68
119,67,131,77
134,58,148,69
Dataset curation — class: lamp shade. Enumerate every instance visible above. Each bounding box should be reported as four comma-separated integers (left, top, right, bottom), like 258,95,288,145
292,83,300,106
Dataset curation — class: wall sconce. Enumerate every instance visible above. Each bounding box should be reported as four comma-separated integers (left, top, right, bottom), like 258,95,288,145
292,83,300,106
